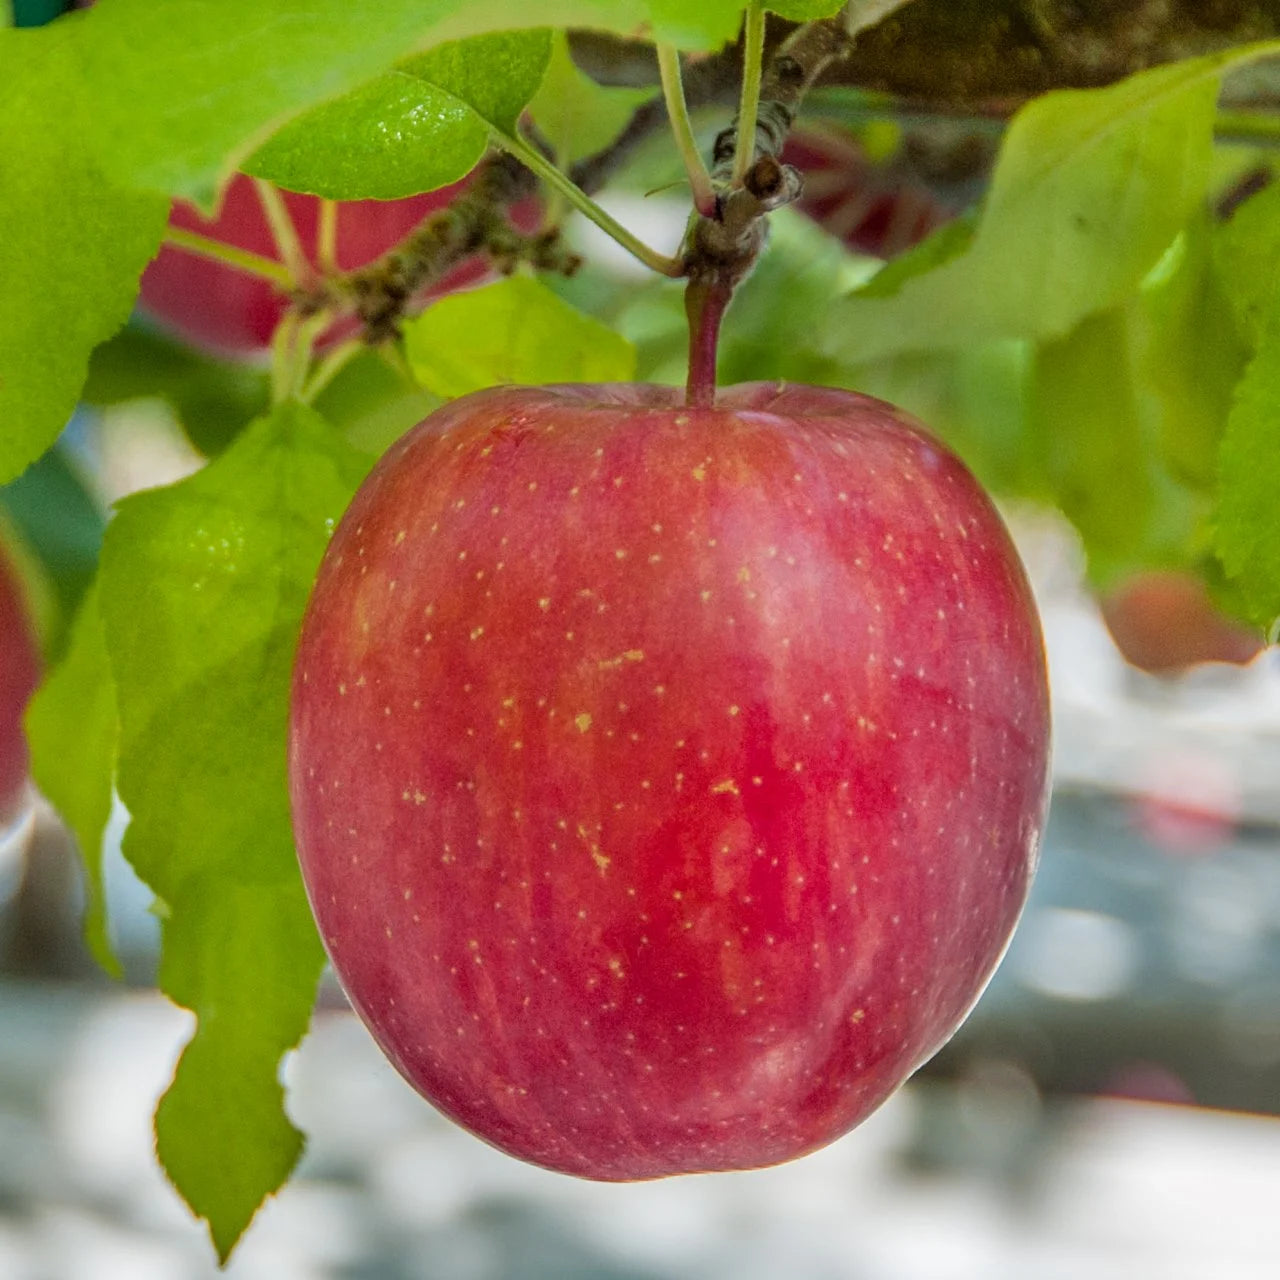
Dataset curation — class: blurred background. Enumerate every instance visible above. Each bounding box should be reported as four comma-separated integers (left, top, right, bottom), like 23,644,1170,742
4,1,1280,1277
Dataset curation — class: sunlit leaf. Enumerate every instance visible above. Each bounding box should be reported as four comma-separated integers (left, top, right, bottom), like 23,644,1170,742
406,274,636,397
820,47,1279,365
99,400,370,1258
155,875,323,1264
0,26,167,483
246,31,552,200
58,0,757,207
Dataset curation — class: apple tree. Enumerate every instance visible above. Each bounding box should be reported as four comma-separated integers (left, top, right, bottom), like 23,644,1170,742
3,0,1279,1264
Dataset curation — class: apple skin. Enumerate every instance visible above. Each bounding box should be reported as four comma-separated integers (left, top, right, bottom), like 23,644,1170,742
0,540,41,827
138,175,479,358
1099,570,1262,674
289,382,1050,1179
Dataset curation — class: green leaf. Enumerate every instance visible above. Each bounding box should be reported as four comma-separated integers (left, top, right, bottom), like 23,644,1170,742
1028,309,1151,571
24,583,120,976
1134,221,1249,490
155,874,323,1265
1028,306,1201,583
399,29,552,135
59,0,770,208
1215,177,1280,345
99,400,371,1257
851,214,976,300
1209,175,1280,627
405,274,637,397
820,47,1278,366
0,26,169,483
246,31,552,200
83,326,271,458
529,32,653,168
1215,310,1280,629
12,0,74,25
311,347,442,457
769,1,848,18
644,0,744,46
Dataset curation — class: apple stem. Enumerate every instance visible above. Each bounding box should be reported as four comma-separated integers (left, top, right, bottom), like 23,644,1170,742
684,276,733,407
161,227,294,289
316,199,340,276
657,44,718,218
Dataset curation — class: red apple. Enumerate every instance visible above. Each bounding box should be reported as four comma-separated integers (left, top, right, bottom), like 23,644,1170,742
288,382,1050,1179
0,540,40,828
138,175,481,358
1099,570,1262,674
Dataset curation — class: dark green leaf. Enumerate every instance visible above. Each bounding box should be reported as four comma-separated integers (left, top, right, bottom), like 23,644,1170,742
0,443,105,650
0,26,168,483
99,400,370,1257
24,583,119,976
246,31,552,200
405,274,636,397
821,49,1265,365
12,0,74,26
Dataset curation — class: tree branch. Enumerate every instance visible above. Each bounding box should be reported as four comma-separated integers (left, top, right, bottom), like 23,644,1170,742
571,3,1280,114
295,152,578,345
822,0,1280,108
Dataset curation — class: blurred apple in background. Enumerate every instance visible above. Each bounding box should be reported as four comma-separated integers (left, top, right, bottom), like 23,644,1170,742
0,540,40,831
138,176,480,359
783,121,992,258
1099,571,1263,675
